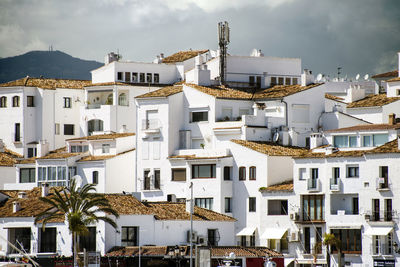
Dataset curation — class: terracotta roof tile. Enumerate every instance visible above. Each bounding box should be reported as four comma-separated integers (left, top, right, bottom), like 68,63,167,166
0,149,22,166
366,139,400,154
37,152,82,160
347,94,400,108
186,84,253,100
107,246,168,257
136,85,183,98
67,133,134,141
17,157,36,164
210,246,282,258
0,77,91,90
325,93,345,102
387,77,400,82
168,155,231,160
372,70,398,78
231,139,308,157
253,83,323,99
162,50,209,63
260,181,293,192
294,149,366,159
78,149,135,162
325,123,400,133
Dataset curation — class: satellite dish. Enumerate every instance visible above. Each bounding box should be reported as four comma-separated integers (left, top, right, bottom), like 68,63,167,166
364,74,369,80
316,73,322,82
355,74,360,80
72,175,83,188
228,252,236,259
273,132,280,143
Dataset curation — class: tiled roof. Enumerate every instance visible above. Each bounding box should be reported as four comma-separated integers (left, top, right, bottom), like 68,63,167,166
17,157,36,164
67,133,135,141
186,84,253,100
78,149,135,162
347,94,400,108
259,181,294,192
85,82,131,87
366,139,400,154
162,50,209,63
325,93,345,102
106,246,282,258
136,85,183,98
168,155,231,160
294,149,366,159
372,70,398,79
0,77,91,90
325,123,400,133
231,139,307,157
253,83,323,99
387,77,400,82
0,149,22,166
37,152,82,160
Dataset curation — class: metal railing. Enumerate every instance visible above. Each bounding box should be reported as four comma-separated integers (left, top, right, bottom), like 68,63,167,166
330,178,341,191
365,210,395,222
142,119,161,130
307,178,321,191
371,244,393,256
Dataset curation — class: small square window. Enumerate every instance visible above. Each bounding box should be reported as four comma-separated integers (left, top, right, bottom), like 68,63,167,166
102,144,110,154
64,124,74,135
191,111,208,122
139,73,145,83
63,97,71,108
397,89,400,96
292,78,298,85
27,96,34,107
146,73,152,83
347,165,359,178
285,77,291,85
154,73,159,83
117,72,123,80
249,197,256,212
270,77,277,86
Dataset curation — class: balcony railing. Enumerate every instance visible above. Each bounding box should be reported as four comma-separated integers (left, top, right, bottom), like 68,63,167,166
371,244,393,256
365,211,394,222
307,178,321,192
142,119,161,131
330,178,341,191
376,177,390,190
142,178,161,191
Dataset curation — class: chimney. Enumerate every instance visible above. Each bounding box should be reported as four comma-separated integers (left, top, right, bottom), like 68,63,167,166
13,201,21,213
301,69,314,86
119,125,127,133
389,113,396,125
37,140,49,157
310,133,323,149
41,182,49,197
18,192,27,199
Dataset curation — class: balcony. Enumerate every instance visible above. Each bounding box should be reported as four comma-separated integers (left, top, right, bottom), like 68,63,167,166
365,211,395,222
142,119,162,135
376,177,390,191
371,244,394,256
330,178,341,192
307,178,321,192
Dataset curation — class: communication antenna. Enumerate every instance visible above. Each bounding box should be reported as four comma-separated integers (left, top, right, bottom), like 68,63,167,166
355,74,360,81
364,74,369,80
218,21,230,85
337,67,342,79
316,73,322,82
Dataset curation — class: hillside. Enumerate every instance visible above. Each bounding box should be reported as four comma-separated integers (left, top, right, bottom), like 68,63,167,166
0,50,103,83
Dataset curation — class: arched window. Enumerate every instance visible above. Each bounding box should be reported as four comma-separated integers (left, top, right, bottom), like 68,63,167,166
88,119,104,135
92,171,98,184
249,166,256,180
106,93,113,105
239,167,246,181
0,96,7,108
12,96,19,107
118,93,127,106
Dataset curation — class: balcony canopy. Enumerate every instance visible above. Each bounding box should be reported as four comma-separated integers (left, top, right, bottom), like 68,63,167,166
364,226,393,236
236,227,256,236
260,228,287,239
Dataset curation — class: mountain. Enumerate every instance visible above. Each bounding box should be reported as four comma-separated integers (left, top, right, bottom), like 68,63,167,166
0,50,103,83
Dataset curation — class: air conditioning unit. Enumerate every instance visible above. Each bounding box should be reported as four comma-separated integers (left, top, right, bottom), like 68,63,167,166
186,230,197,243
290,212,299,221
288,230,299,242
197,236,208,245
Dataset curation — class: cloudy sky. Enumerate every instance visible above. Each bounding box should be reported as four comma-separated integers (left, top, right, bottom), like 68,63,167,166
1,0,399,77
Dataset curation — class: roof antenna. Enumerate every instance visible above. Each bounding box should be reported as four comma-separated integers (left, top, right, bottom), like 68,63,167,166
218,21,230,86
337,67,342,80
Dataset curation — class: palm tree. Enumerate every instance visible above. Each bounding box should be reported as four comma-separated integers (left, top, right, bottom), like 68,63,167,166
35,179,119,267
323,233,342,267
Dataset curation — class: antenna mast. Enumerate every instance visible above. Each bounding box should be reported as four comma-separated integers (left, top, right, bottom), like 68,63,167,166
218,21,230,86
337,67,342,79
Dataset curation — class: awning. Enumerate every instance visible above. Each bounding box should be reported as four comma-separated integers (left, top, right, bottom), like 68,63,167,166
364,226,393,236
329,223,362,229
261,228,287,239
236,227,256,236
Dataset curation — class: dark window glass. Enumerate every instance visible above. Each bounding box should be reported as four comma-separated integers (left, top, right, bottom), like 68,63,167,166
172,169,186,181
132,72,138,82
249,76,255,86
146,73,152,83
64,124,74,135
207,229,218,246
27,96,34,107
249,166,256,180
352,197,359,215
125,72,131,82
63,97,71,108
224,166,231,181
195,198,213,210
302,195,324,221
385,199,393,221
154,73,159,83
268,200,288,215
225,197,232,213
20,168,35,183
239,167,246,181
304,227,310,253
27,147,36,158
139,73,145,83
249,197,256,212
256,76,261,88
79,227,96,252
15,123,20,142
154,169,160,189
250,233,255,247
191,111,208,122
92,171,98,184
144,170,150,190
40,228,56,252
347,166,359,178
192,164,216,179
12,96,19,107
270,77,277,86
331,229,362,253
0,96,6,108
9,228,31,253
121,226,138,246
117,72,123,80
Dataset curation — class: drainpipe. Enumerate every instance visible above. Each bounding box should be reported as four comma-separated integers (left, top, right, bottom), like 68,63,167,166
135,100,138,192
280,99,288,127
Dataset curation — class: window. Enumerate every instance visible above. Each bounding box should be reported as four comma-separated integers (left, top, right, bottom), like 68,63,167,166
88,119,104,135
346,165,359,178
64,124,74,135
223,166,231,181
195,198,213,210
249,166,256,180
117,72,123,80
68,167,77,179
191,111,208,122
270,77,277,86
304,227,311,254
121,226,138,246
311,168,318,179
20,168,35,183
302,195,324,221
139,73,145,83
225,197,232,213
92,171,98,184
106,93,113,105
144,170,150,190
397,89,400,96
249,197,256,212
250,232,256,246
172,169,186,181
0,96,7,107
118,93,128,106
125,72,131,82
63,97,71,108
154,73,159,83
154,169,160,189
278,77,284,85
334,136,348,148
292,77,298,85
39,228,56,253
12,96,19,107
27,96,34,107
385,199,393,221
240,236,247,246
349,136,357,147
27,147,37,158
208,229,218,246
285,77,291,85
268,200,288,215
239,167,246,181
316,227,322,254
352,197,359,215
331,229,361,253
373,199,380,221
79,227,96,252
71,145,89,153
299,168,306,180
373,134,388,146
249,76,255,86
55,123,60,135
8,228,31,253
102,144,110,153
132,72,138,82
333,167,340,184
14,123,20,142
146,73,152,83
192,164,216,179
